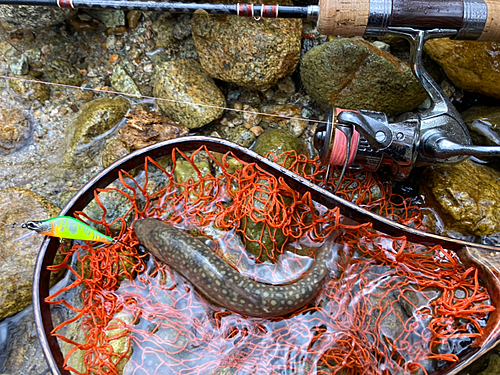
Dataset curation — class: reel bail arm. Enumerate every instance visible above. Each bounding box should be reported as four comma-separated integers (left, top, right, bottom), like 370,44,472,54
314,27,500,185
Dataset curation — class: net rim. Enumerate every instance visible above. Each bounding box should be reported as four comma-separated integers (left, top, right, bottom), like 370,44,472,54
32,135,500,375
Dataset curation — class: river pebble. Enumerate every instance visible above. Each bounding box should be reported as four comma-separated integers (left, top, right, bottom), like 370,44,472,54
0,187,63,319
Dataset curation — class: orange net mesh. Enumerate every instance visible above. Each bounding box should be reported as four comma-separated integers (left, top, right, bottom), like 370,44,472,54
46,147,494,375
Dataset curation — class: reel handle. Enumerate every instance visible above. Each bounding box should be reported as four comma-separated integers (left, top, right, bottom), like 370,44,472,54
317,0,500,41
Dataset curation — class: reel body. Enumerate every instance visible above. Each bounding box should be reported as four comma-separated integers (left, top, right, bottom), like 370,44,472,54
313,28,500,181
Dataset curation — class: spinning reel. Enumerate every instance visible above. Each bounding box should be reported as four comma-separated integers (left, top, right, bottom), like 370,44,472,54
313,28,500,183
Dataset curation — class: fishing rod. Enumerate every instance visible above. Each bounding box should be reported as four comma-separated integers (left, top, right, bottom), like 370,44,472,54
0,0,498,41
3,0,500,183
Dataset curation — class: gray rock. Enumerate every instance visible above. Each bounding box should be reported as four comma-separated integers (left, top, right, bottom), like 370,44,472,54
0,307,50,374
192,12,301,90
44,59,83,86
228,125,256,148
8,74,50,102
153,59,225,129
0,108,31,155
82,9,126,28
0,187,62,319
9,54,28,75
64,96,131,169
0,5,76,29
300,38,428,115
111,64,142,98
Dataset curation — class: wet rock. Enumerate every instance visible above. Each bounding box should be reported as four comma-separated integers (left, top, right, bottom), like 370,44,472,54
0,5,76,29
0,187,62,319
83,185,135,234
241,104,262,127
44,59,83,86
9,54,28,75
192,11,301,90
420,160,500,236
0,108,31,155
227,125,256,148
300,38,427,115
424,39,500,99
62,312,134,374
111,64,142,97
461,106,500,146
64,96,130,169
0,307,51,374
153,14,175,48
127,10,142,29
153,59,225,129
241,129,303,261
83,9,126,28
251,128,305,168
119,109,189,150
261,104,309,137
172,14,193,41
173,160,212,184
101,137,130,169
8,74,50,102
477,354,500,375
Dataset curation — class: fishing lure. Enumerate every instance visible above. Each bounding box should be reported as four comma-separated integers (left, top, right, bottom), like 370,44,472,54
21,216,114,244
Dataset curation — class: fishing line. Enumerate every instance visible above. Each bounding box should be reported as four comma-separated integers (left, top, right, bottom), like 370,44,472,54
0,74,330,125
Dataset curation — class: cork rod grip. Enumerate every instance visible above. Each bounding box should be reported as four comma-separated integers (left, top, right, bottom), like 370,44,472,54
316,0,370,36
478,0,500,41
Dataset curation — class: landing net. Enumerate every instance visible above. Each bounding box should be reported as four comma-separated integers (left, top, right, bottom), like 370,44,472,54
46,146,494,375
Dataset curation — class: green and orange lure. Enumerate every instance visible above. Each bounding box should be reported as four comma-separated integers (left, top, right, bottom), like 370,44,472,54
21,216,114,244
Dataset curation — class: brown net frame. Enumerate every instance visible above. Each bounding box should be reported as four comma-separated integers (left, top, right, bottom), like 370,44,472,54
45,147,494,375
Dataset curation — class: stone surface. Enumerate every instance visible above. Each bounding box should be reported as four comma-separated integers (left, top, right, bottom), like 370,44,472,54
424,39,500,99
251,128,305,168
153,59,225,129
111,64,142,97
461,106,500,146
300,38,428,115
261,104,309,137
9,54,28,75
0,5,76,29
119,109,189,150
64,96,131,168
242,129,304,261
0,187,62,319
82,9,126,28
101,137,130,169
420,160,500,236
0,108,31,155
152,14,175,48
192,11,301,90
8,74,50,102
43,59,83,86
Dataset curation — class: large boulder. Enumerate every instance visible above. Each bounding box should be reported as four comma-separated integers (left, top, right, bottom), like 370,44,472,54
192,11,301,90
300,38,428,115
424,39,500,99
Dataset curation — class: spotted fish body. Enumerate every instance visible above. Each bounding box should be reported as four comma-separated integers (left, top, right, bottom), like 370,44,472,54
134,218,331,318
29,216,114,244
